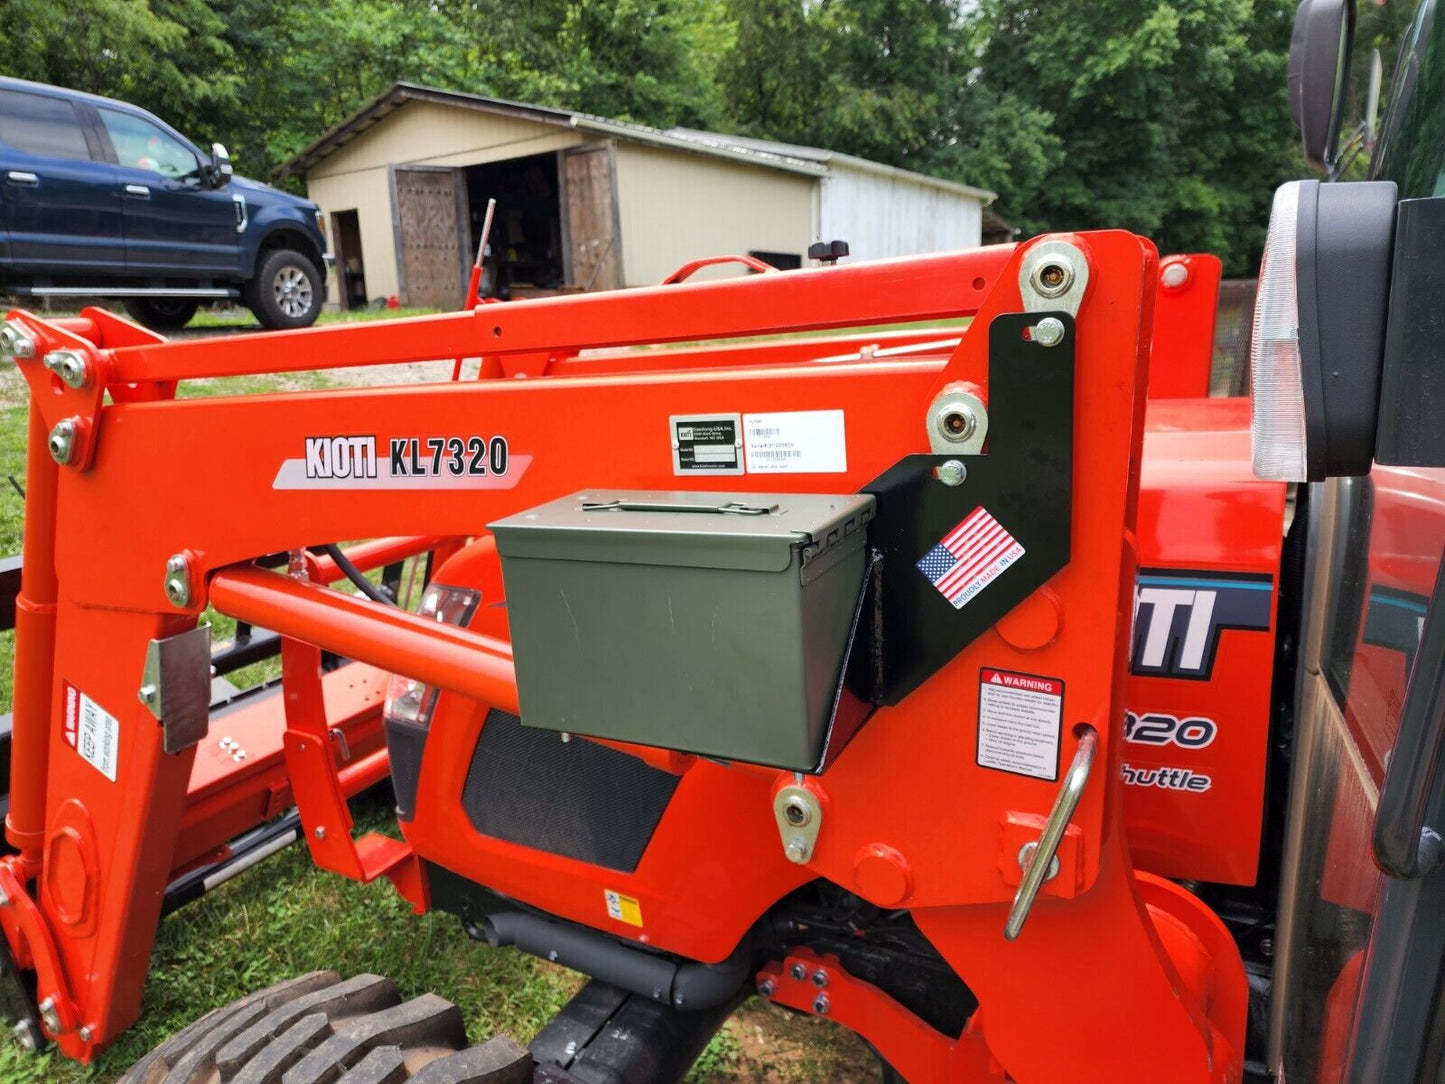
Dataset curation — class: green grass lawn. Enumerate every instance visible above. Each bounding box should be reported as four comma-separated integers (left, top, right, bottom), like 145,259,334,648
0,353,874,1082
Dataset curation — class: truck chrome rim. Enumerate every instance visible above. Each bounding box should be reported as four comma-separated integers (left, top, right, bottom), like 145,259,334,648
273,266,312,317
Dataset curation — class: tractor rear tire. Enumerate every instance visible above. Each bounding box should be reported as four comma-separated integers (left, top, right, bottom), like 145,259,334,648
119,971,533,1084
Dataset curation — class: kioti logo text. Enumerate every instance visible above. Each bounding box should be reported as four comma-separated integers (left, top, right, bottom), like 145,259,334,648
305,435,377,480
1131,569,1272,680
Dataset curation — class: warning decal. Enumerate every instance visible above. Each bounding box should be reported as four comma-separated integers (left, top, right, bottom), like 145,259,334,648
604,889,644,927
917,506,1025,609
62,680,119,783
977,668,1063,781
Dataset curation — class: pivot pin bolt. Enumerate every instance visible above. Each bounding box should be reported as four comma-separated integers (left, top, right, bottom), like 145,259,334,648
48,418,79,465
163,554,192,608
1030,260,1074,299
783,797,811,827
38,997,60,1034
813,995,830,1015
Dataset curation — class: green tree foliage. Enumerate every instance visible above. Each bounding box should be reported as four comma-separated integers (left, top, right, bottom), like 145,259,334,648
0,0,1307,271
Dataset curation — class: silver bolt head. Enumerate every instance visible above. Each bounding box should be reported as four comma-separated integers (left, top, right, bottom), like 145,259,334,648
938,406,977,443
47,419,77,465
937,459,967,487
812,994,830,1015
0,322,35,361
811,969,828,988
165,554,188,574
758,978,776,997
1032,317,1066,348
789,962,807,982
313,826,327,840
785,838,810,863
564,1040,578,1057
12,1020,38,1051
78,1025,93,1043
38,997,60,1033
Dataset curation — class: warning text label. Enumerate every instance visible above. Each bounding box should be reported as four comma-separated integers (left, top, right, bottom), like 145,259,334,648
976,667,1063,781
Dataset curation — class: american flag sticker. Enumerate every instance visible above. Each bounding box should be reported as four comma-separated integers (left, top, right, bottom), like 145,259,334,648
916,506,1025,609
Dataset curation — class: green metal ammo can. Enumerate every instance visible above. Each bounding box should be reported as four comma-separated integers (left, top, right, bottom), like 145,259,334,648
491,490,875,770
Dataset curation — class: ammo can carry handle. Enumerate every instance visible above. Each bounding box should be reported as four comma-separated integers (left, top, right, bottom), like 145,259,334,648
581,500,779,516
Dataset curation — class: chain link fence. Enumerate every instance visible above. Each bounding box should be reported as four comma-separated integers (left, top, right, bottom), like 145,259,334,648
1212,279,1257,397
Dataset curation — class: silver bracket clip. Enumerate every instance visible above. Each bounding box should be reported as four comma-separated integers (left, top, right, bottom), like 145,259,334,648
774,785,823,864
138,626,212,754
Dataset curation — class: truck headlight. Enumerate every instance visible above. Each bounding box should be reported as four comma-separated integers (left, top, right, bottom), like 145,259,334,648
1249,179,1396,482
383,584,481,728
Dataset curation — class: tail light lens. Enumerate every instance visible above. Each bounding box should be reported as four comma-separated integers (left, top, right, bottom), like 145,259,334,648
1250,181,1309,482
383,584,481,728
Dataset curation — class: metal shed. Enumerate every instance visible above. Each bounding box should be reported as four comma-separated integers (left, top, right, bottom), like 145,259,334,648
280,83,1000,309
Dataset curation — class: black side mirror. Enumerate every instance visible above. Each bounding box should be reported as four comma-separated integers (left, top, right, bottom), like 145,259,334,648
209,142,233,189
1289,0,1355,168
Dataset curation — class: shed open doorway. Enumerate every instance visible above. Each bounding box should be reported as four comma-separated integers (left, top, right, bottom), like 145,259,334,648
331,209,367,310
464,153,567,299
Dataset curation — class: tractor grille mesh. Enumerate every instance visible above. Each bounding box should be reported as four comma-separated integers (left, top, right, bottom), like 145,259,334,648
462,709,680,873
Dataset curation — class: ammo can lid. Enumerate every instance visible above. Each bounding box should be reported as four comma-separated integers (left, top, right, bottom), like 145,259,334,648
490,490,875,572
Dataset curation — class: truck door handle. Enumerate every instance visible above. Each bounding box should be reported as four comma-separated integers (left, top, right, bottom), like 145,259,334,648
1004,725,1098,941
1374,558,1445,879
123,184,150,199
5,171,38,186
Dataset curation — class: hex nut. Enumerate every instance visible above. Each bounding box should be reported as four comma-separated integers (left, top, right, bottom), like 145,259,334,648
813,995,830,1015
789,962,807,982
811,969,828,988
758,979,776,997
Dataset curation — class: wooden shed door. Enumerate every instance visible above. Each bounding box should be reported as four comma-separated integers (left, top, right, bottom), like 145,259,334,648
564,145,621,291
392,166,466,308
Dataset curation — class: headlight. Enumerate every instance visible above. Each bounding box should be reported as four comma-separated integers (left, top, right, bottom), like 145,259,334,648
383,584,481,728
1248,179,1396,482
1250,184,1308,481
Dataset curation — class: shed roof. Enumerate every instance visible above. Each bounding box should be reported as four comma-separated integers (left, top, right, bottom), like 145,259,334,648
279,82,997,204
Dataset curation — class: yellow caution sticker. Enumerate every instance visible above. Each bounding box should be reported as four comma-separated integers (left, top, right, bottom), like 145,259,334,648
604,889,643,927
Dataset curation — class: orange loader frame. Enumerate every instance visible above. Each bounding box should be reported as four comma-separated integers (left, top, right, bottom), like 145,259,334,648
0,232,1245,1082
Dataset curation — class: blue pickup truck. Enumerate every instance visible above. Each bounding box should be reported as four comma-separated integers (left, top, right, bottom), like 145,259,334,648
0,77,330,329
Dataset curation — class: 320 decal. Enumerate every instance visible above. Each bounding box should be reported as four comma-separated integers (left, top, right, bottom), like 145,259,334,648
1124,710,1217,749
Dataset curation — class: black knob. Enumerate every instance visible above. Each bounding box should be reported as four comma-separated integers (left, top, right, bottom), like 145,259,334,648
808,240,850,264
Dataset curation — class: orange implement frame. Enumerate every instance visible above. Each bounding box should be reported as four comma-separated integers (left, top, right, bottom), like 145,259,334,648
1,237,1245,1080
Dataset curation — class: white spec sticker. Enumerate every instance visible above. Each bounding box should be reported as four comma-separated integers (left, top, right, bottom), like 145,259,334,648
976,668,1063,782
62,681,119,782
743,410,847,473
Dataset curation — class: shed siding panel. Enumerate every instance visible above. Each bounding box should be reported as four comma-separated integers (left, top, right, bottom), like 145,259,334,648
307,167,399,302
613,144,814,287
819,166,982,260
311,102,584,179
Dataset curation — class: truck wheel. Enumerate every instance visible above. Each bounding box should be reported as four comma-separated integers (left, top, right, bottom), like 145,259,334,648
123,299,199,331
119,971,532,1083
247,248,323,330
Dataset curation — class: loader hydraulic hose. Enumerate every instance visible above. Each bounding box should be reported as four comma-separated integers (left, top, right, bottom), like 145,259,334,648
479,911,751,1011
